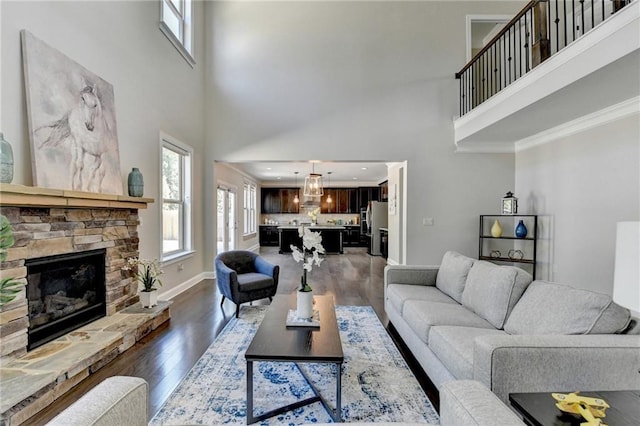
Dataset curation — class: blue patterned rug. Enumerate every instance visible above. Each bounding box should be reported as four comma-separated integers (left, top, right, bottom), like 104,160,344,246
151,305,439,425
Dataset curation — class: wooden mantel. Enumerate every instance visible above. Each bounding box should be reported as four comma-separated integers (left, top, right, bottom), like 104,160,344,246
0,183,154,209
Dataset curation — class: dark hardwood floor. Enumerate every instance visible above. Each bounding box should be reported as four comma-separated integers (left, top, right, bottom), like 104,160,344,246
28,247,438,424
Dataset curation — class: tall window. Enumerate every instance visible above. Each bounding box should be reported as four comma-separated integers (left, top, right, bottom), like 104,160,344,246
160,0,195,66
243,182,257,236
161,134,193,260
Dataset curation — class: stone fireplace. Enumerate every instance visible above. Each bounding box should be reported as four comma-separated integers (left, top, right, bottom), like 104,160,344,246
0,184,157,359
26,249,107,350
0,184,171,426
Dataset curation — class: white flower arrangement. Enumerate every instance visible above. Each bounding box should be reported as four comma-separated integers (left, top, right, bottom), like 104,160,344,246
122,257,163,292
290,225,325,292
307,207,320,224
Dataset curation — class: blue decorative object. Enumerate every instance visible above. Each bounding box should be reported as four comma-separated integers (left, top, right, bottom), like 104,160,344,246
515,220,528,238
127,167,144,197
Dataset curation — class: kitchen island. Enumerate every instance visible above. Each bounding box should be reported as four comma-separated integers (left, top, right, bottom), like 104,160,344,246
278,225,346,254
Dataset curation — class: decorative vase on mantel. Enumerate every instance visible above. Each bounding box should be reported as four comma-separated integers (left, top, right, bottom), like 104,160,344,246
296,271,314,319
127,167,144,197
0,132,14,184
139,289,158,308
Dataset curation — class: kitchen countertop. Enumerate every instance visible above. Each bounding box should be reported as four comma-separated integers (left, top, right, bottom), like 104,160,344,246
379,227,388,232
277,225,346,230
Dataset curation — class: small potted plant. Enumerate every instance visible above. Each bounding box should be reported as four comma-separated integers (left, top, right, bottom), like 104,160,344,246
123,257,163,308
0,214,22,306
290,225,325,318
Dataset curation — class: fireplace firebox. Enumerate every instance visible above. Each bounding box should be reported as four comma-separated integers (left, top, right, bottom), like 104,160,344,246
26,249,106,350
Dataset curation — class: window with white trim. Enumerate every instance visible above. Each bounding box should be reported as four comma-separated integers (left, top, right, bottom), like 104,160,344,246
160,0,195,66
243,182,257,236
161,134,193,260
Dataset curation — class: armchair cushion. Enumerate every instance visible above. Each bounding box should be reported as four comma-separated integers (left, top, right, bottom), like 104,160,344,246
237,272,276,292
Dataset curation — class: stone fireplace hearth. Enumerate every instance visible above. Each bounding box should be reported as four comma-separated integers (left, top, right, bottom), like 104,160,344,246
0,184,169,426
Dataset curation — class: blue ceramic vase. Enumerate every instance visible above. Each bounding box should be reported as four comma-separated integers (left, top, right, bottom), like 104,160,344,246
127,168,144,197
515,220,528,238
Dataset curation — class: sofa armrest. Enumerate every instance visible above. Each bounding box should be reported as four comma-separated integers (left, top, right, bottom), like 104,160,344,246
440,380,524,426
473,334,640,402
47,376,148,426
384,265,439,287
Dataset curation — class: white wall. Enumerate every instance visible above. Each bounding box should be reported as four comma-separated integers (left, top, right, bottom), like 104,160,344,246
204,1,523,267
0,1,207,296
516,113,640,295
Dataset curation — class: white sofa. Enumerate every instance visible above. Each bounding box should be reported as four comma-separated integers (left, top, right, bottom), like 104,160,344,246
46,376,526,425
385,251,640,403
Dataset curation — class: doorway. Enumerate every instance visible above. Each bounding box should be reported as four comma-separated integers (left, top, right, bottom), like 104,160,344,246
217,185,236,254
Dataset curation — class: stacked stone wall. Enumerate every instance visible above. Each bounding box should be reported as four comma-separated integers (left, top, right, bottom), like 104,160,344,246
0,206,141,361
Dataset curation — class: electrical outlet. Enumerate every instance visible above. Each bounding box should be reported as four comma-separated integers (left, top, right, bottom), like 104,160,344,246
178,263,184,272
423,217,434,226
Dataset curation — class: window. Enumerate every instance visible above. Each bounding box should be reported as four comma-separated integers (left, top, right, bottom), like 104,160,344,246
161,134,193,260
160,0,195,66
243,181,257,236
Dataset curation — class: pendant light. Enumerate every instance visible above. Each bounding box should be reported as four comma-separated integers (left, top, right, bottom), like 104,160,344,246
303,163,324,197
293,172,299,204
326,172,332,204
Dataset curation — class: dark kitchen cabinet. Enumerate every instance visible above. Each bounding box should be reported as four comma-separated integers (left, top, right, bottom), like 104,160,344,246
259,225,279,246
261,188,281,214
320,189,338,213
280,189,300,213
379,181,389,202
261,188,300,213
339,188,358,213
358,187,380,209
343,225,361,246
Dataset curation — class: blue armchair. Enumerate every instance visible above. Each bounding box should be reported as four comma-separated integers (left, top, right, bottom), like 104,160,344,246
214,250,279,318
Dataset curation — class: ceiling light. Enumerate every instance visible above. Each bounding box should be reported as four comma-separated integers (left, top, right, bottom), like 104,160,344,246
293,172,299,204
303,163,324,197
361,167,368,170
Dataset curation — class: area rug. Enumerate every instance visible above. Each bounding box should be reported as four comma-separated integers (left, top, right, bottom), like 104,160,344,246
150,305,439,425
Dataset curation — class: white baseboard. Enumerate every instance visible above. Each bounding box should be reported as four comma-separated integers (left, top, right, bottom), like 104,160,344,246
159,271,215,301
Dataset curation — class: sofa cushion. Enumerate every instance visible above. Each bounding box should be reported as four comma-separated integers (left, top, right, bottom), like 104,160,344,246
462,261,532,329
387,284,458,315
429,326,507,380
504,281,631,335
402,300,495,345
436,251,476,303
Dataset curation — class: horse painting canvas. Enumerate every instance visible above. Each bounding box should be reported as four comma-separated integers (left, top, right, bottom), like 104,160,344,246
22,30,123,194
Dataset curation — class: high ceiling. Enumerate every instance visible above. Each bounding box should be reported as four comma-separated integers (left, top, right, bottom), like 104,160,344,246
227,161,390,186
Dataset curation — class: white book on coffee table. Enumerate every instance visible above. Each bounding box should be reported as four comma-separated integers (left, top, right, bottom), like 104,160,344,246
286,309,320,327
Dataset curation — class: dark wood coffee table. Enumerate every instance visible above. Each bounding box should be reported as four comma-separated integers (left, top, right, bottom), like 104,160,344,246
510,390,640,426
244,294,344,424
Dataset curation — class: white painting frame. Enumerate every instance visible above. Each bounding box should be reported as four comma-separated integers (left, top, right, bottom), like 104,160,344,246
22,30,123,194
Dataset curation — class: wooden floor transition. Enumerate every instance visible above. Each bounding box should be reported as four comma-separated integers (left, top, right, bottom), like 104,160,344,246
27,247,438,424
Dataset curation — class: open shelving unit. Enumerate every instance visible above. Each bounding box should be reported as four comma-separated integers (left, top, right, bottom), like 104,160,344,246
479,214,537,279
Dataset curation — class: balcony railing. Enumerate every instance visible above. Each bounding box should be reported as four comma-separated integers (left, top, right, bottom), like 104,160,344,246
455,0,635,116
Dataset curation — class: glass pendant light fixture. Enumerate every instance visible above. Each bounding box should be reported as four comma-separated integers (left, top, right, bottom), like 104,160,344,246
293,172,299,204
326,172,332,204
303,163,324,197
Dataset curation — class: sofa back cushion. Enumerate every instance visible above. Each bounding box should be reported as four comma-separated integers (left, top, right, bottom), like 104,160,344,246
504,280,631,335
461,261,532,329
436,251,476,303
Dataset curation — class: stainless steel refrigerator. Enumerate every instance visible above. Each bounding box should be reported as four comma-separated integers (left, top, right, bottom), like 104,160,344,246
365,201,388,255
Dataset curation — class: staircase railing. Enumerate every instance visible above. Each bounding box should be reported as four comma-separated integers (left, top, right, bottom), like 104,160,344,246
455,0,635,116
